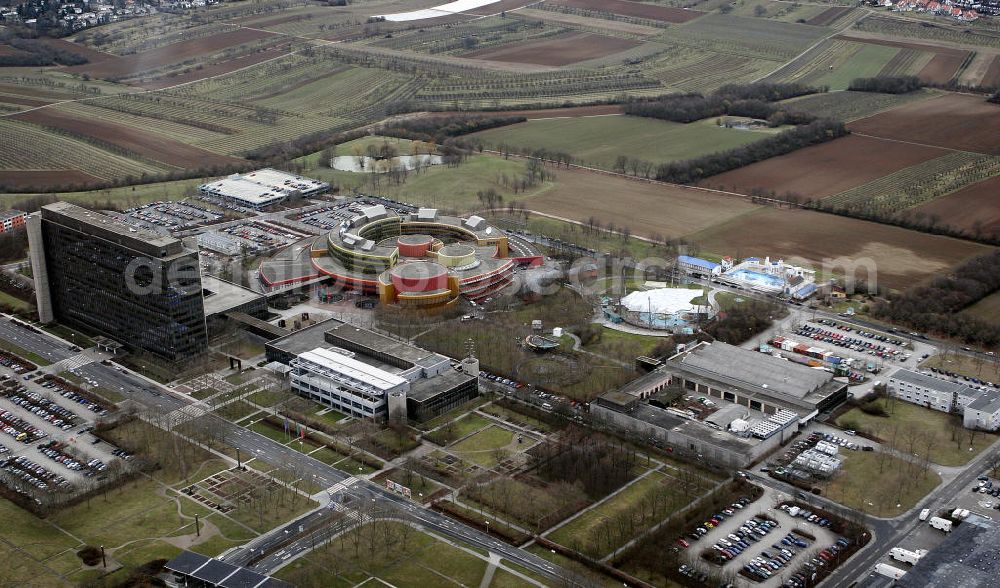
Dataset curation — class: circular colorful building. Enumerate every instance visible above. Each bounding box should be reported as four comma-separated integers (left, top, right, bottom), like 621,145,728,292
294,204,523,309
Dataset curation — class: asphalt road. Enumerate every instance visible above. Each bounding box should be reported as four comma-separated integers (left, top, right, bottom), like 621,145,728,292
0,318,74,364
0,316,572,584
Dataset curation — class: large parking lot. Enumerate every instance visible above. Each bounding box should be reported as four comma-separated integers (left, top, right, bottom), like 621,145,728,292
679,488,850,587
0,364,133,499
113,201,224,234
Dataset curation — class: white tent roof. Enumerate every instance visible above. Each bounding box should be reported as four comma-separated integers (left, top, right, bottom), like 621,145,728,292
621,288,706,315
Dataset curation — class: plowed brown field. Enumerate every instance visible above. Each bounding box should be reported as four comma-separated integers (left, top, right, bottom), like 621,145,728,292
687,208,991,290
466,32,640,66
0,170,102,190
67,29,275,79
849,93,1000,155
548,0,705,22
910,175,1000,236
12,108,243,169
697,134,946,200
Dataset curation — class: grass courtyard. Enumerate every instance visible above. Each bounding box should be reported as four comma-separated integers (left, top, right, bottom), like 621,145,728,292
821,451,941,517
837,399,996,466
274,521,522,588
449,426,516,467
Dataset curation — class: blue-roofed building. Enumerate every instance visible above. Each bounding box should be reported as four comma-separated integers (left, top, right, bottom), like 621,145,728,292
677,255,720,277
792,282,817,300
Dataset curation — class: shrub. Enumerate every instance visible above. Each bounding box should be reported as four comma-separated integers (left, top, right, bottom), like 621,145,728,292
77,545,102,566
848,76,923,94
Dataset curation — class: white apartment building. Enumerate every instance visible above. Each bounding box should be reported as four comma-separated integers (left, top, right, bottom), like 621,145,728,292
964,392,1000,432
888,369,976,413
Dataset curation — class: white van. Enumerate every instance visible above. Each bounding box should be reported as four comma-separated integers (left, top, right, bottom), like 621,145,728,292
919,508,930,521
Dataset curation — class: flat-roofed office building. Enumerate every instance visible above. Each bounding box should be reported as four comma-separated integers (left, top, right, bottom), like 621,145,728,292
28,202,208,361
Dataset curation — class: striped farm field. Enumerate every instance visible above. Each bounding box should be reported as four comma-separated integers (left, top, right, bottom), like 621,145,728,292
878,48,935,78
807,43,899,90
661,13,829,62
0,119,168,182
646,49,777,92
822,152,1000,216
700,134,948,200
783,89,938,122
11,106,243,169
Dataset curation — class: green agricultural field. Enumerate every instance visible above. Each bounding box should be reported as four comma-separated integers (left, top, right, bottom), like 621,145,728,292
809,44,900,90
662,13,829,61
782,89,938,122
822,152,1000,216
470,115,774,172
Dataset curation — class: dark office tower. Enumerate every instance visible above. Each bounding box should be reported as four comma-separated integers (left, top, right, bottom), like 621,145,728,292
28,202,208,361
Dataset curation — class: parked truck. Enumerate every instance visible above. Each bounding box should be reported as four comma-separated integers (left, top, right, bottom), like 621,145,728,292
875,563,908,580
929,516,953,532
890,547,927,565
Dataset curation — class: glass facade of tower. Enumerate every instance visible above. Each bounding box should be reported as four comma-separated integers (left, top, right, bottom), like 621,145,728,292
39,207,208,361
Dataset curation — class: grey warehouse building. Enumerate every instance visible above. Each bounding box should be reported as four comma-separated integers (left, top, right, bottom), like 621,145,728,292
592,341,849,467
265,318,478,422
29,202,208,361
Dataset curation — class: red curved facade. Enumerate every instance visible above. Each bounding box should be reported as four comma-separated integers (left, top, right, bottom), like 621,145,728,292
389,263,449,293
397,235,433,257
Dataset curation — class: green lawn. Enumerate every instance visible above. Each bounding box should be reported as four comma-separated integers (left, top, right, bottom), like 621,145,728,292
470,115,773,172
299,151,539,213
837,399,996,466
822,450,941,517
0,499,80,560
811,44,900,90
548,472,671,556
586,327,666,360
0,290,33,313
449,426,515,466
424,413,492,446
50,478,205,548
275,522,489,587
962,292,1000,327
39,323,95,348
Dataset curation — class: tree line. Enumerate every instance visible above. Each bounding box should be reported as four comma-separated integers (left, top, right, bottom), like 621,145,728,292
623,82,821,126
870,248,1000,347
848,76,923,94
654,119,848,184
0,29,89,66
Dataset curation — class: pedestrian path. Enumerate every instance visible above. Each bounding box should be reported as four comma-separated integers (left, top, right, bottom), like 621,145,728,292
53,353,94,372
